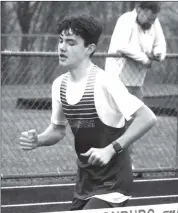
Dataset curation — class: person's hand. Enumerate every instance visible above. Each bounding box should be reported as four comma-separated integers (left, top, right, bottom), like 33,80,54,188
20,129,38,151
153,53,162,61
145,52,155,60
116,50,123,57
144,57,152,68
80,144,116,167
146,52,162,62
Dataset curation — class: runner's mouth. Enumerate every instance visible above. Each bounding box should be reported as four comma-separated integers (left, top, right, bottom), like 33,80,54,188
59,54,68,59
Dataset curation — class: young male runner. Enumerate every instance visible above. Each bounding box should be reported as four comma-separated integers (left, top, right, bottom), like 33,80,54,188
20,14,157,210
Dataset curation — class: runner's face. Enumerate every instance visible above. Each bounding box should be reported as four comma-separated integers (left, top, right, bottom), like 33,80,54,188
58,29,90,69
137,8,158,30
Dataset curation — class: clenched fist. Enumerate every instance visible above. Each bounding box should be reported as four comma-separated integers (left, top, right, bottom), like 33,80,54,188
20,129,38,151
80,144,116,167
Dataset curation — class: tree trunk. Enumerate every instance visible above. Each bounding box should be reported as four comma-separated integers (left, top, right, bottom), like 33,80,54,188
1,2,9,84
16,2,32,84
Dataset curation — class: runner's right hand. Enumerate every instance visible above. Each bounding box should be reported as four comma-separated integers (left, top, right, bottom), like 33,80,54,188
20,129,38,151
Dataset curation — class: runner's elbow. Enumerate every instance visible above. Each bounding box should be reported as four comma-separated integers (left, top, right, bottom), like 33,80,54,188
144,105,157,127
136,105,157,127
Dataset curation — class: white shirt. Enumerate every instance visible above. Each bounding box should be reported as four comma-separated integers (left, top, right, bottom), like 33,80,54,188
105,9,166,86
51,65,144,128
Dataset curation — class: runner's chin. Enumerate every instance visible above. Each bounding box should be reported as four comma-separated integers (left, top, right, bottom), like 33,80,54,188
59,57,68,66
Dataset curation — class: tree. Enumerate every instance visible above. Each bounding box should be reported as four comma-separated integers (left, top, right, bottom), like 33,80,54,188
1,2,10,84
15,2,40,51
2,1,178,84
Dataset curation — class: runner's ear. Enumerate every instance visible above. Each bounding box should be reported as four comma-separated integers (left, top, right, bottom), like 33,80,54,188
86,43,96,57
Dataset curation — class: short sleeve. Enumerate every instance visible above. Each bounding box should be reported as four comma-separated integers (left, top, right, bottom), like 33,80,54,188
51,76,68,126
105,73,144,121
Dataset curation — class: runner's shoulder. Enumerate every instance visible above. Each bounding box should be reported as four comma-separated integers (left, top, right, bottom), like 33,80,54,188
95,65,127,91
52,72,69,89
95,65,113,88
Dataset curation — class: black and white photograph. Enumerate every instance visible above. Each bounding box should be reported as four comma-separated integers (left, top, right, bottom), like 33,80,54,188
1,1,178,213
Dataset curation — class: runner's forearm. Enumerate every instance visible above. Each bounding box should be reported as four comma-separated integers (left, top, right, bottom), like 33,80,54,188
37,124,66,147
116,105,157,149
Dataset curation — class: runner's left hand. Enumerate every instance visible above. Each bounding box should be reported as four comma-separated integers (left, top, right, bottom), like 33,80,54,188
80,144,116,166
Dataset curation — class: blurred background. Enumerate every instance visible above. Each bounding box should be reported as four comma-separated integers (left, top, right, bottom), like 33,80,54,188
1,1,178,180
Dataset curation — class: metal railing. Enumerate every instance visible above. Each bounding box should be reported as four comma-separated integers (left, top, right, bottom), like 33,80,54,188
1,51,178,179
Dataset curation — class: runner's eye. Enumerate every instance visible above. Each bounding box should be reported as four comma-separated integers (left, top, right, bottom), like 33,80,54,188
59,37,63,43
68,41,76,46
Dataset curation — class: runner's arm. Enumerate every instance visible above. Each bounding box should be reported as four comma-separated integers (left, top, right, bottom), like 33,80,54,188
38,76,67,147
115,104,157,149
106,75,157,150
37,123,66,147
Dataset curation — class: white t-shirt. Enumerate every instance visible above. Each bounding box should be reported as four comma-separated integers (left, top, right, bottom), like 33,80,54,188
51,65,144,128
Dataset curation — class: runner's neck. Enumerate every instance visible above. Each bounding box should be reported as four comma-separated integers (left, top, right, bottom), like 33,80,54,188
69,59,93,82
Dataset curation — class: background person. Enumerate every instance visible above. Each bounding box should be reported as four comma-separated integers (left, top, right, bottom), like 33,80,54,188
105,1,166,99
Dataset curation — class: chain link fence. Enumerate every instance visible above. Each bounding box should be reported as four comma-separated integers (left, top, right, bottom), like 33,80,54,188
1,35,178,178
